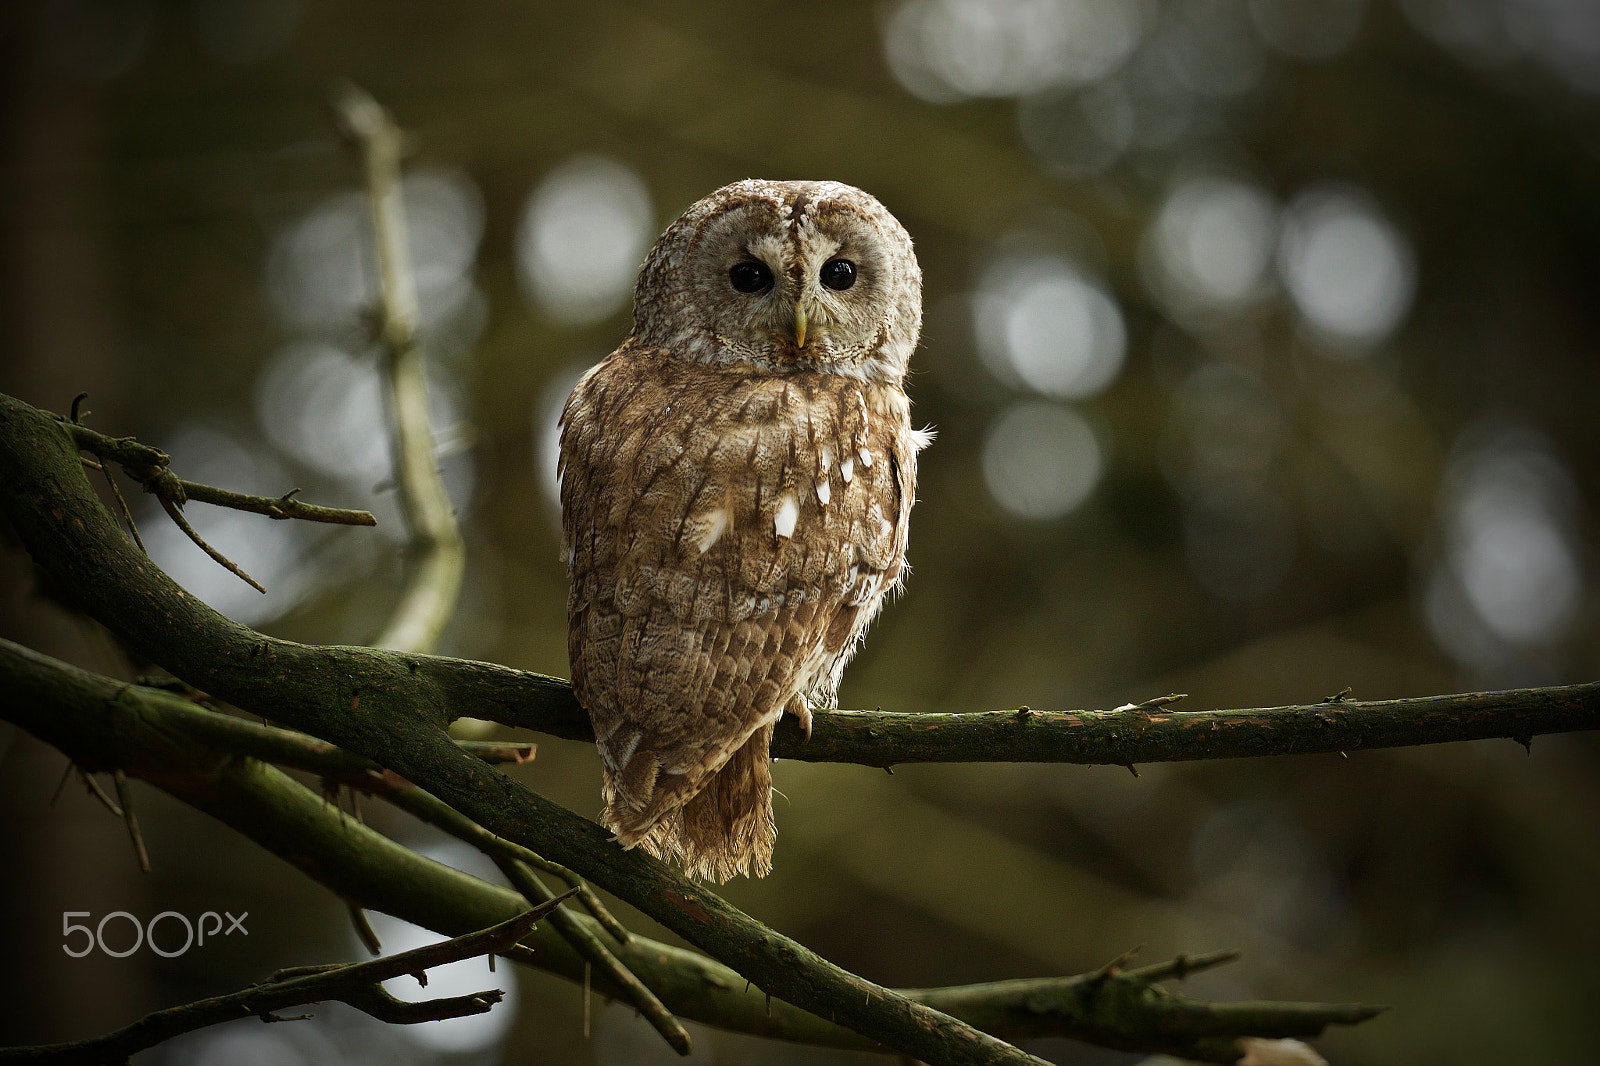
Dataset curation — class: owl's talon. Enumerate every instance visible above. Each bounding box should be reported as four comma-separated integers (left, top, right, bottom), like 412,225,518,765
789,704,812,742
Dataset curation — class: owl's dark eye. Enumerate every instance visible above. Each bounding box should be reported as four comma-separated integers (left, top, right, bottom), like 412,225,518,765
728,261,773,294
820,258,857,291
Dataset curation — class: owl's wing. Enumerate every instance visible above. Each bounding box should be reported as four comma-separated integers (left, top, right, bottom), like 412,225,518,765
559,345,915,847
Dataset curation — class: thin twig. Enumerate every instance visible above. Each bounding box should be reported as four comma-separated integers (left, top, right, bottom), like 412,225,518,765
348,903,382,956
0,903,571,1065
181,482,379,526
501,856,691,1054
513,850,632,945
61,418,377,526
98,462,145,553
49,759,74,806
159,496,266,594
1125,949,1240,983
79,767,123,817
112,769,151,874
380,784,687,1054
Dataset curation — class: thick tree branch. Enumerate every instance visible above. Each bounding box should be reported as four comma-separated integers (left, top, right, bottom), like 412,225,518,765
0,639,1378,1062
0,392,1049,1066
50,396,1597,769
0,391,1572,1060
449,679,1600,768
0,904,568,1065
775,686,1600,767
46,406,1600,768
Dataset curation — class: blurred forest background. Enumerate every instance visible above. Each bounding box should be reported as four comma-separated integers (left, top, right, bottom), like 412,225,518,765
2,1,1599,1064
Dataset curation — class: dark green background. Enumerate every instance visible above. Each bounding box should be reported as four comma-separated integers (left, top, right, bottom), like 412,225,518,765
2,2,1598,1063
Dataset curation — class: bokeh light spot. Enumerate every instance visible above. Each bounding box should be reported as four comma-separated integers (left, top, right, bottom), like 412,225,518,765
516,155,654,326
362,913,518,1053
981,401,1104,519
1146,176,1278,315
255,342,392,485
1278,185,1415,348
1248,0,1367,62
253,342,474,533
883,0,1144,103
1018,80,1136,175
974,254,1127,399
141,425,316,627
1427,424,1584,667
356,842,516,1054
1405,0,1600,93
1162,363,1285,489
1154,0,1267,98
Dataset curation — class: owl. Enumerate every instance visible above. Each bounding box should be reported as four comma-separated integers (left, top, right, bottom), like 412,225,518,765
558,178,929,882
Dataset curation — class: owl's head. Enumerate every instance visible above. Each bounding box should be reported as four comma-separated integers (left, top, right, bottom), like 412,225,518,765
629,179,922,383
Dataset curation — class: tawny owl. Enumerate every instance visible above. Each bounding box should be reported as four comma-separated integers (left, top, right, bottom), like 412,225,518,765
558,179,929,882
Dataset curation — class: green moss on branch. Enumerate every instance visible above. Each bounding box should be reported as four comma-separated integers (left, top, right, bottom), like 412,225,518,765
0,391,1046,1066
1,639,1381,1062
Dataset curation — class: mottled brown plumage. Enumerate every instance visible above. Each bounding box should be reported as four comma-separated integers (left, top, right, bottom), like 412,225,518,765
559,179,927,880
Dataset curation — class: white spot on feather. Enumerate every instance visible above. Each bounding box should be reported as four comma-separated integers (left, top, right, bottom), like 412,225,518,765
819,447,833,471
858,447,874,469
774,494,799,539
841,457,854,483
696,508,729,553
603,728,641,772
816,478,831,505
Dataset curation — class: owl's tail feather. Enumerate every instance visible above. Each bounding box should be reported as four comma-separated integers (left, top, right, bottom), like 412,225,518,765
601,750,676,850
600,735,723,850
599,722,777,883
673,721,777,882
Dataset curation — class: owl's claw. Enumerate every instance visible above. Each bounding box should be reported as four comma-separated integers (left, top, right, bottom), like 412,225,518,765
797,704,813,742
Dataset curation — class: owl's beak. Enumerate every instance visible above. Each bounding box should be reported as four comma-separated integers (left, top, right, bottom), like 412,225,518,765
793,303,809,348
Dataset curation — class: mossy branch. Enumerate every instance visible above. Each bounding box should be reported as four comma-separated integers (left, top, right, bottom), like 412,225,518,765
463,681,1600,769
47,392,1593,770
0,391,1049,1066
3,390,1586,1062
0,638,1380,1063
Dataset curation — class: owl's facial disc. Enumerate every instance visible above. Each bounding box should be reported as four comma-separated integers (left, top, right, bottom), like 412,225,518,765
635,179,920,381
